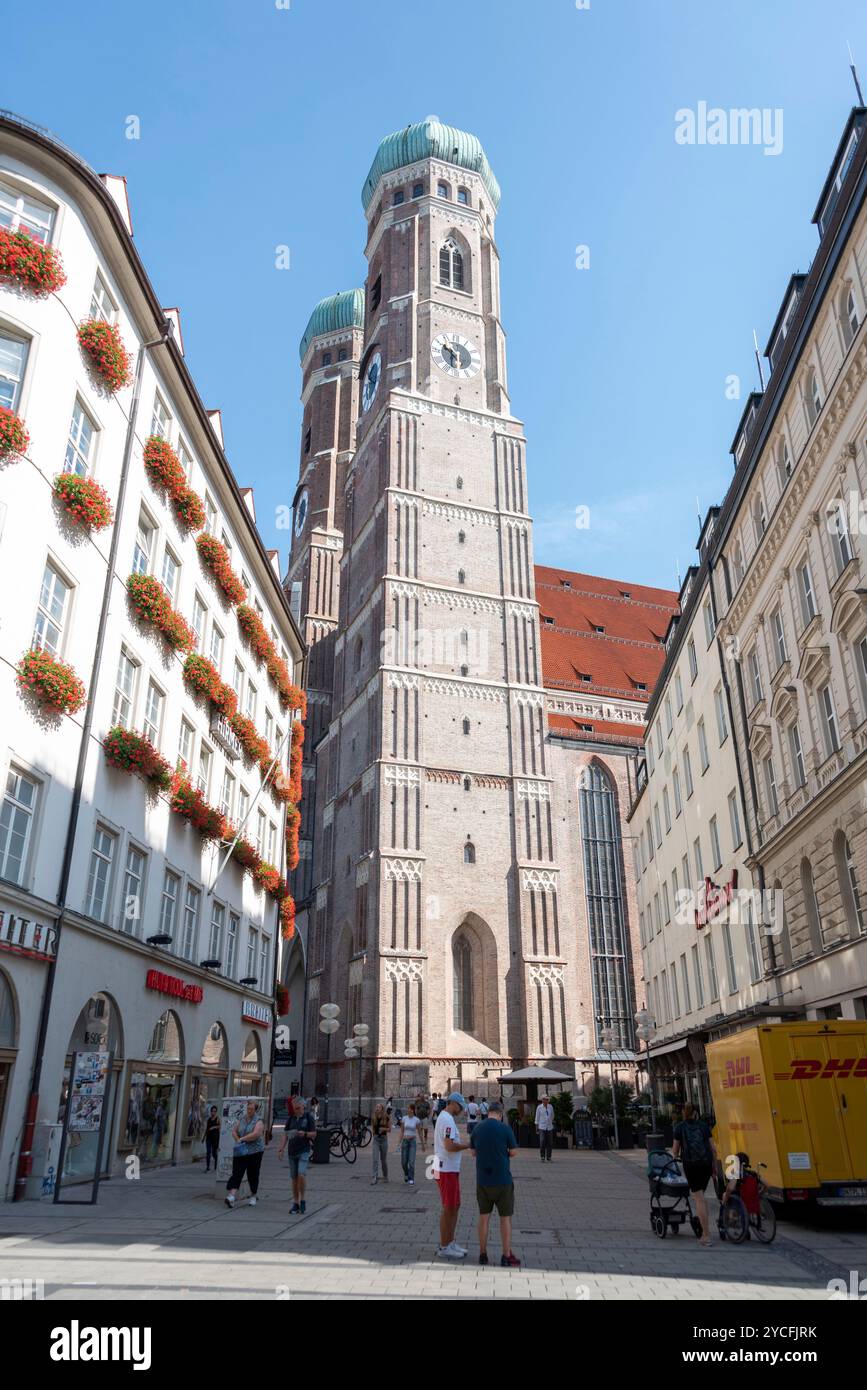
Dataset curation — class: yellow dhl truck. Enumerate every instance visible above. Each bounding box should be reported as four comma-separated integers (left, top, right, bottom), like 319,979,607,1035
706,1021,867,1206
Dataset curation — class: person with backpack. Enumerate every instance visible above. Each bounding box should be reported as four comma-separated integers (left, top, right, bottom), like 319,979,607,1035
672,1102,718,1246
415,1093,431,1143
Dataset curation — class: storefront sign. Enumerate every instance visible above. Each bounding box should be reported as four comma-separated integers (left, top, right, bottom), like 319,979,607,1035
274,1042,297,1067
146,968,203,1004
210,713,241,760
695,870,738,928
0,907,57,961
242,999,271,1027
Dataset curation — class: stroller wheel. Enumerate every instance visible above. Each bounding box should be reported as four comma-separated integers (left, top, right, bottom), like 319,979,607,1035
652,1215,666,1239
669,1221,681,1234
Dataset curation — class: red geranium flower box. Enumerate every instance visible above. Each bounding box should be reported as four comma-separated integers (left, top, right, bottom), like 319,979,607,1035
127,572,195,652
54,472,113,532
275,983,289,1016
280,895,296,940
0,225,67,295
195,533,247,606
77,319,132,393
16,646,86,715
170,772,226,841
104,726,172,791
253,860,281,895
142,435,206,533
182,653,238,718
0,406,30,461
230,712,271,768
231,836,261,873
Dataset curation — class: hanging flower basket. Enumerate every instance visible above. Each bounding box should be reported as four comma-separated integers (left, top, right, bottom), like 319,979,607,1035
280,895,296,940
104,726,172,790
0,225,67,295
16,647,86,715
229,711,271,768
285,804,301,871
275,983,289,1016
53,472,113,532
0,406,30,461
127,573,195,652
142,435,206,533
253,860,281,895
289,720,304,802
169,772,226,841
77,319,132,393
236,602,306,711
230,836,260,873
182,653,238,718
195,533,246,606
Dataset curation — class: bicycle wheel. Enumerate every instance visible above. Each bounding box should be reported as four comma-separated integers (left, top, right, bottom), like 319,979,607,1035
752,1197,776,1243
340,1132,357,1164
722,1196,748,1244
358,1124,372,1148
329,1128,341,1150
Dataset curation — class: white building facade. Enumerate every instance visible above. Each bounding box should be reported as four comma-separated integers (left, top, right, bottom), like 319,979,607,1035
0,113,304,1197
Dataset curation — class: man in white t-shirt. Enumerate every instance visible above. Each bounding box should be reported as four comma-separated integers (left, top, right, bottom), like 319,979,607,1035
434,1093,470,1259
466,1096,480,1136
535,1095,555,1163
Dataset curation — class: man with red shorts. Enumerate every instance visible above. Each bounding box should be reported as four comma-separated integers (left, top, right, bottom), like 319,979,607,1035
434,1092,470,1259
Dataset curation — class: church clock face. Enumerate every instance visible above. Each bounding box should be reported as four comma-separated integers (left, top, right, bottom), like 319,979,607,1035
294,489,308,537
361,351,382,412
431,332,481,379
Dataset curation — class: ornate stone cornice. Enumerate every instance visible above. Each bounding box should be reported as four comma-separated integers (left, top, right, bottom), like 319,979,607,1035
529,962,565,986
521,868,559,893
384,858,424,882
385,957,424,983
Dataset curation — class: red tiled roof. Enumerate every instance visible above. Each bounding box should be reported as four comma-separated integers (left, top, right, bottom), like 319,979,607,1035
534,563,679,729
547,713,646,746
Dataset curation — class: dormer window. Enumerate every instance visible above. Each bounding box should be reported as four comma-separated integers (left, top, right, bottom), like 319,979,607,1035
620,590,631,598
818,128,860,236
594,624,605,634
635,681,647,691
542,615,554,625
560,578,571,588
579,672,591,683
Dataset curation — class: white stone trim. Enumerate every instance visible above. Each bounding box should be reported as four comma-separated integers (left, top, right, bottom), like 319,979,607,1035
385,957,424,983
384,765,421,786
529,962,565,986
516,780,552,801
384,857,424,882
521,868,558,893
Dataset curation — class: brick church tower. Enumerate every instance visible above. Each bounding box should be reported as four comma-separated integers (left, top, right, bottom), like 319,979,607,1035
294,119,585,1100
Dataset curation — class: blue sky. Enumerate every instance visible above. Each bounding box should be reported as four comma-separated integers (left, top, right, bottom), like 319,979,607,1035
6,0,867,589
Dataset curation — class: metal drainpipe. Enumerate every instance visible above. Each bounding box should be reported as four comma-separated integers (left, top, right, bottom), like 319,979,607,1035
13,324,172,1200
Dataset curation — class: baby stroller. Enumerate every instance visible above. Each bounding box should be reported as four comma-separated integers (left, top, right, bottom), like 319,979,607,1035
647,1148,703,1240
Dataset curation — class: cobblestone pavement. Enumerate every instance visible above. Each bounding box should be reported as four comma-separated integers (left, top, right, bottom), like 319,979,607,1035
1,1139,865,1300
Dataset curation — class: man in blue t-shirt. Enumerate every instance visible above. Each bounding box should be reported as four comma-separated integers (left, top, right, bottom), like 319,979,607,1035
469,1101,521,1267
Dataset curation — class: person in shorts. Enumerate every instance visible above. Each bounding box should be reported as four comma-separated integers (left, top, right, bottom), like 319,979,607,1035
470,1100,521,1267
278,1095,316,1215
434,1092,470,1260
672,1101,718,1246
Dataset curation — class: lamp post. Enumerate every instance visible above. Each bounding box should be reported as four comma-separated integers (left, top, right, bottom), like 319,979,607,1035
634,1006,656,1131
353,1024,369,1120
599,1025,620,1150
343,1039,358,1121
318,1004,340,1125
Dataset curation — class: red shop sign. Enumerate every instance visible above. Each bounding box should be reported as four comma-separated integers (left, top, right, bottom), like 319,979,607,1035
695,870,738,928
145,968,203,1004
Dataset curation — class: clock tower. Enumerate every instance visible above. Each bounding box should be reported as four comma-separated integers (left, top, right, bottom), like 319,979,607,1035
306,120,570,1099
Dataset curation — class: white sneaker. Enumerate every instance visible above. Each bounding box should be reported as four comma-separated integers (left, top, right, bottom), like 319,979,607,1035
437,1243,466,1260
224,1195,235,1209
248,1196,257,1207
452,1241,468,1255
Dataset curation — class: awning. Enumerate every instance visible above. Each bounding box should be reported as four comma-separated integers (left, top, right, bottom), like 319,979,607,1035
647,1037,690,1060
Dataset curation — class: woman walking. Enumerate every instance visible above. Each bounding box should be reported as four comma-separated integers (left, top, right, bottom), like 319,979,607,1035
400,1103,424,1184
672,1102,718,1246
224,1100,265,1209
204,1105,220,1171
371,1102,391,1185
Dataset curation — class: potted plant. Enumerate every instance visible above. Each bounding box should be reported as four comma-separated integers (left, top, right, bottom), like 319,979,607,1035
77,319,132,392
126,572,195,652
0,225,66,295
16,647,86,715
103,726,172,791
0,405,30,461
53,472,113,531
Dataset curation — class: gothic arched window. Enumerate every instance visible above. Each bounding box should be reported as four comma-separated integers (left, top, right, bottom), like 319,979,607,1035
579,761,632,1050
439,237,464,290
453,935,473,1030
457,569,465,585
464,841,476,864
462,717,471,736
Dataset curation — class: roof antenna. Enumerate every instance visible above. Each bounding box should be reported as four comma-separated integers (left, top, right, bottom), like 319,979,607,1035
695,495,702,529
675,557,681,588
753,329,766,390
848,41,864,105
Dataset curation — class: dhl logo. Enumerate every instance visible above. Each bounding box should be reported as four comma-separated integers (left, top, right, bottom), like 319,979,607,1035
773,1058,867,1081
722,1056,762,1089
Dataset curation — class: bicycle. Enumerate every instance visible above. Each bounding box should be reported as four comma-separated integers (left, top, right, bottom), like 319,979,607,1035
719,1161,776,1244
342,1113,372,1148
326,1124,357,1163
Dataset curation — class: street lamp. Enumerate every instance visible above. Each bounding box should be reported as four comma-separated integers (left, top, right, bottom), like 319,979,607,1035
343,1038,358,1121
599,1024,620,1150
319,1003,340,1125
353,1024,369,1120
634,1005,657,1132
